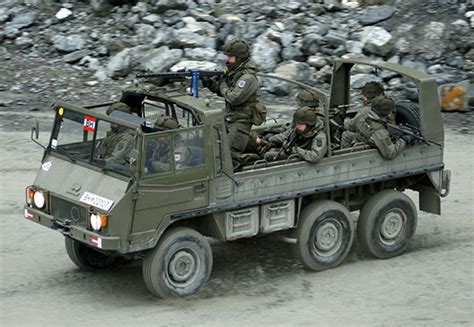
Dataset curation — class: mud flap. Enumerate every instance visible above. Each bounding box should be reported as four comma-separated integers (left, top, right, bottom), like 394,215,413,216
418,185,441,215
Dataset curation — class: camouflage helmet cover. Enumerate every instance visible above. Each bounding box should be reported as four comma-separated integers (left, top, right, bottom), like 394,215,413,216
293,106,318,126
224,38,250,59
154,116,179,130
106,102,131,115
296,89,320,107
361,81,384,99
371,95,395,117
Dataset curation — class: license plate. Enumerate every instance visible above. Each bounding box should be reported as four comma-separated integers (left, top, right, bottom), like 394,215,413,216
79,192,114,211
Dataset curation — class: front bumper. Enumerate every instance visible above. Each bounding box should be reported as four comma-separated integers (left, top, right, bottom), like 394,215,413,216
24,206,121,251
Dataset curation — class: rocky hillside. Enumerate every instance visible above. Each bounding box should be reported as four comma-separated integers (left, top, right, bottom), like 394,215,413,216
0,0,473,106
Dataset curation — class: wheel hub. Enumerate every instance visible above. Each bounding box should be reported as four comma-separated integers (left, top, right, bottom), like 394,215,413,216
168,250,196,283
379,209,406,244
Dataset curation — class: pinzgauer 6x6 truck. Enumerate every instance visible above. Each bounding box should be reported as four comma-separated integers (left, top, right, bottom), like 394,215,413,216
24,59,450,298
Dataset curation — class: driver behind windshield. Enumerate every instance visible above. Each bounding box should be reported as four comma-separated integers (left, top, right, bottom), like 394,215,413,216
95,102,135,166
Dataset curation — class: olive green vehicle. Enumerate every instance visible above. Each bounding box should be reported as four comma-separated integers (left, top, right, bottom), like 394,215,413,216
24,59,450,298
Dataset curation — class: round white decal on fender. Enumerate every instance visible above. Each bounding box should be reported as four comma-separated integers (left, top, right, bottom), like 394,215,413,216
41,161,52,172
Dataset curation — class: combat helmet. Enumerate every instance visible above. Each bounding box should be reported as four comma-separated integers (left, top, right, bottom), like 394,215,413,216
371,95,395,117
224,38,250,59
154,116,179,130
293,106,318,126
296,89,320,108
361,81,384,100
106,102,131,115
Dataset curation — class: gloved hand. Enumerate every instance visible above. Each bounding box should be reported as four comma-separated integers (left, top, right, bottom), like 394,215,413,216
401,134,415,145
203,76,219,93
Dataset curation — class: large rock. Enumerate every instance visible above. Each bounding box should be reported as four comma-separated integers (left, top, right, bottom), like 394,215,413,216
106,46,180,78
359,5,395,26
5,11,37,30
263,61,314,95
184,47,217,61
134,24,157,44
181,16,216,37
51,34,87,53
151,0,188,14
172,28,215,48
137,46,183,73
416,22,447,60
361,26,393,57
251,35,281,72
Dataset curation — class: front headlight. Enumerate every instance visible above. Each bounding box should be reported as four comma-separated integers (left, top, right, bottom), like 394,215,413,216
26,187,35,205
90,213,107,231
33,190,46,209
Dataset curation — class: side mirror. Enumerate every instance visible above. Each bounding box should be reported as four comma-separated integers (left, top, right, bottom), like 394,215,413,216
30,118,46,149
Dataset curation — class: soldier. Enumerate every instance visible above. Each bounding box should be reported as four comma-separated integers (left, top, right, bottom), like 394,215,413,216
205,38,262,169
341,81,386,148
264,107,327,163
96,102,135,166
296,89,320,111
146,116,180,173
340,95,413,160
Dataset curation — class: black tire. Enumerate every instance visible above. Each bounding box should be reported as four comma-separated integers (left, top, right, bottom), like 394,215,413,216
357,190,417,259
65,237,116,270
295,200,354,271
143,227,212,298
395,102,420,128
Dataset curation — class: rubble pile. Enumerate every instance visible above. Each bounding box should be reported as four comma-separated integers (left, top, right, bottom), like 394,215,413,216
0,0,472,102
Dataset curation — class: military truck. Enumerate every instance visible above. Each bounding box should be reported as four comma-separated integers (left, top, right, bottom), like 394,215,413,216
24,59,450,298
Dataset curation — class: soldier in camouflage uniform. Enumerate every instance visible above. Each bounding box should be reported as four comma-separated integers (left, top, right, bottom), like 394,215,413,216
341,81,387,149
96,102,135,166
206,38,261,169
146,116,180,173
264,107,327,163
340,95,413,160
296,89,321,112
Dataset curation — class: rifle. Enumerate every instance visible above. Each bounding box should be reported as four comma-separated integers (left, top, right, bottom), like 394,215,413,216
136,70,225,98
274,128,298,160
386,123,442,147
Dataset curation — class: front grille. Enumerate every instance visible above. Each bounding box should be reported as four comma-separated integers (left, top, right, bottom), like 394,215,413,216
50,196,88,228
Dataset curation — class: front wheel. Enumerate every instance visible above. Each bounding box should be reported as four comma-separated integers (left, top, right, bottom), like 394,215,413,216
357,190,417,259
142,227,213,298
295,200,354,271
65,237,116,270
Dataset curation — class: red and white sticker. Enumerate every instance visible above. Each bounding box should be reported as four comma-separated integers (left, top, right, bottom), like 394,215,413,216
84,116,97,132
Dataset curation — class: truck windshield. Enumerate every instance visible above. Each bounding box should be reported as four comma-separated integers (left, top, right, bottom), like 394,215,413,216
50,109,136,177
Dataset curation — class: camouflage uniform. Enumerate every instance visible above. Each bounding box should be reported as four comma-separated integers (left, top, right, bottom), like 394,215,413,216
96,103,135,166
264,107,327,163
341,81,387,148
147,116,179,173
341,96,407,160
207,38,261,169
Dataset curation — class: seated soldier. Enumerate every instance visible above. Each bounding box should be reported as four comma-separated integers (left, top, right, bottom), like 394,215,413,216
296,89,321,113
239,131,268,166
264,107,327,163
96,102,135,166
341,81,386,148
146,116,180,173
340,95,414,160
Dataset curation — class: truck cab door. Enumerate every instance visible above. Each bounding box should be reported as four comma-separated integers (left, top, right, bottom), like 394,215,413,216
131,126,211,234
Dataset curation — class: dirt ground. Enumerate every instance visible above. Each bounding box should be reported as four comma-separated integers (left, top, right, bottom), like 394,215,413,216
0,98,473,326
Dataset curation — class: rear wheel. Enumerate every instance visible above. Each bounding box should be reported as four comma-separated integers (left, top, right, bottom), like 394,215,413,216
143,227,212,298
295,200,354,271
357,190,417,259
65,237,116,270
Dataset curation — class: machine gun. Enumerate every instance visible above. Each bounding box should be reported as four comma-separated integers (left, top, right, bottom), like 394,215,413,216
386,123,442,147
273,128,298,160
136,70,225,98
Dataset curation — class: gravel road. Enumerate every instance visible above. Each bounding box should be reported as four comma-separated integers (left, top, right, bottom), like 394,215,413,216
0,107,473,327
